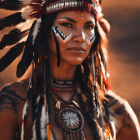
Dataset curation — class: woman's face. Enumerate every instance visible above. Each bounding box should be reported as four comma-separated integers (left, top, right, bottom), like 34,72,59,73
47,10,96,65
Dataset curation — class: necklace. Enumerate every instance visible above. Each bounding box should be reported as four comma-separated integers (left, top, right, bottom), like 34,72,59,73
50,79,86,140
50,78,76,91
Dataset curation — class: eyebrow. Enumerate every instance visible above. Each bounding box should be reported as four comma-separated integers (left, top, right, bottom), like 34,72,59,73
85,21,95,25
58,17,95,24
59,17,77,23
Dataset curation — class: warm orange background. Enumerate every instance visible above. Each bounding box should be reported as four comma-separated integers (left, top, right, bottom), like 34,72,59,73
0,0,140,122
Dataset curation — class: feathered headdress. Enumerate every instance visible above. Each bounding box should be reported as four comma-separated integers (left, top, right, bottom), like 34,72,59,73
0,0,101,78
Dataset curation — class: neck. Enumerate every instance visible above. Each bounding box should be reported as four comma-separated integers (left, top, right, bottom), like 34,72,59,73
48,53,77,80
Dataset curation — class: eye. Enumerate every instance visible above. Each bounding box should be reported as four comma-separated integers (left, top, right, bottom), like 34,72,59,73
84,25,94,29
60,23,73,28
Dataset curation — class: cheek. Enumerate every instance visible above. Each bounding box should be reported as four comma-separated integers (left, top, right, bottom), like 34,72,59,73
85,31,96,45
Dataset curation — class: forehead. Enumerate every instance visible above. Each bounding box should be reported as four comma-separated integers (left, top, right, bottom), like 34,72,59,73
54,10,95,23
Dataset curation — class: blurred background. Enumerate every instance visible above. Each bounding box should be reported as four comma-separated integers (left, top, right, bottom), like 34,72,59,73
0,0,140,122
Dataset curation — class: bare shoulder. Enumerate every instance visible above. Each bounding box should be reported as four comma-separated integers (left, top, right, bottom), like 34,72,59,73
0,79,28,111
106,90,140,140
0,78,29,104
0,78,29,140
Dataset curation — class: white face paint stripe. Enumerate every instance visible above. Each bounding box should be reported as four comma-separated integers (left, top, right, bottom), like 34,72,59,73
52,25,95,45
64,33,72,43
52,25,73,43
86,34,96,45
90,34,96,43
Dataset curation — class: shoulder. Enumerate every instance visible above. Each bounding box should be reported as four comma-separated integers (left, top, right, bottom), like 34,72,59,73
105,90,140,140
0,79,29,139
0,78,29,113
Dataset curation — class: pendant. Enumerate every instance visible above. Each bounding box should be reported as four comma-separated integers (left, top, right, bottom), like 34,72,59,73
56,106,85,140
56,100,61,109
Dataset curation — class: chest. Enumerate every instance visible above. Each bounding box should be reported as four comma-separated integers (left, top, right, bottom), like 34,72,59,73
50,96,94,140
18,97,94,140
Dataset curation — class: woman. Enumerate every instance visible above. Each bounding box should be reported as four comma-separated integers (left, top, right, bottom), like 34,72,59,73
0,0,139,140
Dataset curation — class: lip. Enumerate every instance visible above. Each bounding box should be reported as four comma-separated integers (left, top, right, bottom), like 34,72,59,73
67,47,85,54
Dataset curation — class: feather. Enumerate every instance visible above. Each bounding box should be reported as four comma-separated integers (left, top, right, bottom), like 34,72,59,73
19,35,28,43
0,28,28,50
0,12,25,31
0,42,25,72
21,100,28,140
0,0,22,4
21,86,32,140
40,105,47,139
16,20,37,78
21,6,34,19
36,95,44,139
31,91,40,140
19,0,32,4
17,18,35,32
31,121,37,140
32,18,42,45
31,94,41,140
0,28,29,50
0,0,24,10
16,31,33,78
47,124,52,140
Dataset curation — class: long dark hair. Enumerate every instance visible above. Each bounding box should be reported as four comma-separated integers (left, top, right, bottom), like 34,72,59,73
31,12,108,140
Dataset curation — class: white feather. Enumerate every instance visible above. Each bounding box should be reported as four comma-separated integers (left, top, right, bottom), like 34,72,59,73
17,18,35,32
19,0,32,4
21,6,33,20
21,101,29,140
40,105,47,139
22,101,28,121
45,112,49,124
32,18,42,45
36,95,40,104
21,122,24,140
19,35,28,43
31,120,37,140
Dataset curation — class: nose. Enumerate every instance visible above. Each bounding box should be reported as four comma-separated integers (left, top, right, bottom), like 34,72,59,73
72,28,86,43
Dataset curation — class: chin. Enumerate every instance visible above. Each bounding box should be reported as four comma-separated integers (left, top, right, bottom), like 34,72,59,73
62,57,86,65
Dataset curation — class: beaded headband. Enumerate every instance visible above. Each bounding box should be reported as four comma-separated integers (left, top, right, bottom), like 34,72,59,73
34,0,101,20
19,0,101,22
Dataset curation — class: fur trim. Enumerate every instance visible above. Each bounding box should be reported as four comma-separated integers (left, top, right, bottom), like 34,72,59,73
32,18,42,45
